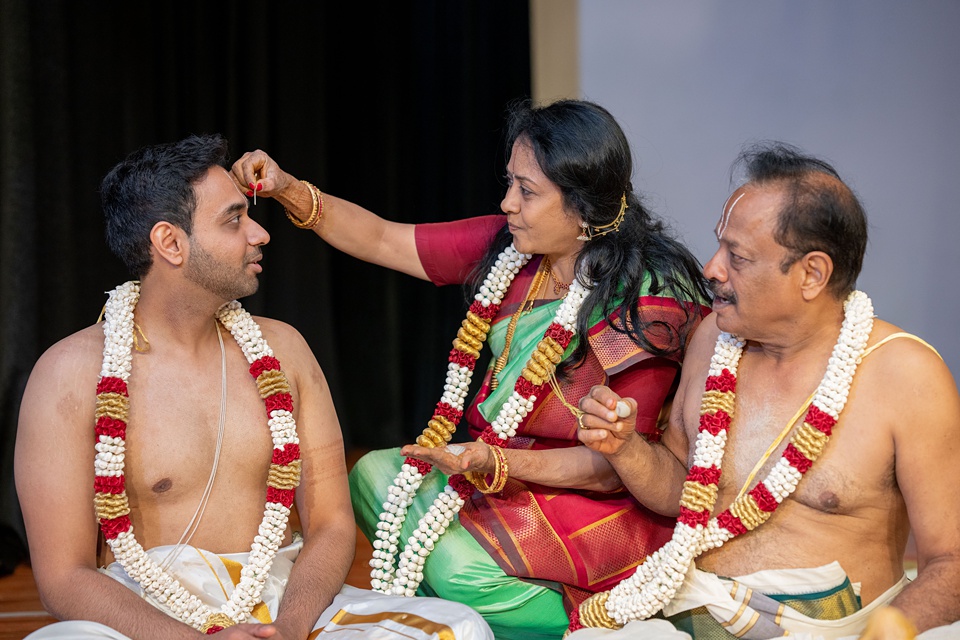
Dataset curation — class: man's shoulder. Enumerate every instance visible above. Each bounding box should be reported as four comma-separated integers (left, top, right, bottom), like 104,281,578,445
683,312,722,365
854,318,958,416
31,323,106,380
863,319,950,379
248,315,318,371
249,315,306,346
19,323,104,429
673,313,719,420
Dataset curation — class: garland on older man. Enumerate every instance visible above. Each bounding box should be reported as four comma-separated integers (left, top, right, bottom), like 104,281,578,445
572,290,874,631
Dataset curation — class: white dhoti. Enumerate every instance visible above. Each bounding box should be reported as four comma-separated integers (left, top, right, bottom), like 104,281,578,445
568,562,957,640
26,542,493,640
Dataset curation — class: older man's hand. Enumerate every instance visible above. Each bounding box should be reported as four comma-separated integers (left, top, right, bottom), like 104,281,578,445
577,385,639,458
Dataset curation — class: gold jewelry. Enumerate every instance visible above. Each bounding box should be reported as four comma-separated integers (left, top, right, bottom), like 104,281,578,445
285,180,324,230
581,192,628,241
492,446,508,491
547,369,586,429
577,412,588,430
201,613,237,633
98,295,151,353
577,221,591,242
550,268,571,295
490,257,551,390
132,322,150,353
466,444,509,493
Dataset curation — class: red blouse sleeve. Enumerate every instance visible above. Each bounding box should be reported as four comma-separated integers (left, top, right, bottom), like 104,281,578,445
608,357,679,441
415,215,506,286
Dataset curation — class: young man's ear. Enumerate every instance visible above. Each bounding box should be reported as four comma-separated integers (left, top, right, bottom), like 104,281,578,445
149,221,188,267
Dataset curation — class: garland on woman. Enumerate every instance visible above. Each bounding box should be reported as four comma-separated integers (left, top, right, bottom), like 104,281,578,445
94,281,301,634
572,290,874,630
370,244,590,596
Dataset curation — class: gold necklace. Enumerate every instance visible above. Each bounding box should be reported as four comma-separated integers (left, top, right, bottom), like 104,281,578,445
551,267,571,295
490,257,551,390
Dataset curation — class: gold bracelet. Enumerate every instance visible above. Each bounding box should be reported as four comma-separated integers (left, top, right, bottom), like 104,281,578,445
285,180,324,230
490,445,508,492
465,444,508,494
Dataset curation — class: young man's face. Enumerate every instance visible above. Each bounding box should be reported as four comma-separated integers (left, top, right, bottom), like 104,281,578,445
183,166,269,301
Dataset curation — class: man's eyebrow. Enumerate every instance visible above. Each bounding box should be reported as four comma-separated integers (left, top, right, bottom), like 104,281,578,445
218,201,247,220
714,226,740,248
720,237,743,253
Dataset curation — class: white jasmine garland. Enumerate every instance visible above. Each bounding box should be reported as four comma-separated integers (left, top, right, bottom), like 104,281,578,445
372,245,592,595
94,282,300,631
592,291,874,626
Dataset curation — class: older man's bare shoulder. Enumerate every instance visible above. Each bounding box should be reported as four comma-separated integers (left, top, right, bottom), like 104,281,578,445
683,312,722,368
846,318,959,439
859,319,954,397
673,313,722,439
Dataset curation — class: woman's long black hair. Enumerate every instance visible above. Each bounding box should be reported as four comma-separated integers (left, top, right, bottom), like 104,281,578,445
470,99,710,373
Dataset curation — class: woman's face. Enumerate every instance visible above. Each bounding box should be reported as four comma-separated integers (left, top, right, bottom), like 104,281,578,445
501,139,582,262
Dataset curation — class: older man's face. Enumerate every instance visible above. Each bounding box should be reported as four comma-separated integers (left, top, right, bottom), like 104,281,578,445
702,184,803,340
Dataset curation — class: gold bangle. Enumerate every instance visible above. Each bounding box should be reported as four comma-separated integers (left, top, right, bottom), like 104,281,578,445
465,444,508,494
490,445,508,492
285,180,324,230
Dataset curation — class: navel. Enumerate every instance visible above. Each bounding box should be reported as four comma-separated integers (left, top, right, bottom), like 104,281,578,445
152,478,173,494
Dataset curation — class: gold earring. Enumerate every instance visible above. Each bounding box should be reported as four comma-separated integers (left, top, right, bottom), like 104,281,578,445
577,221,591,242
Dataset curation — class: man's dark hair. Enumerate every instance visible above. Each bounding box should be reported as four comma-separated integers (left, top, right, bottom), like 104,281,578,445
734,141,868,297
101,133,230,277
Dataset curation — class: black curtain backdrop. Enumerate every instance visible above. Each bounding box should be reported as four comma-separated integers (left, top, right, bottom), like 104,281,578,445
0,1,530,550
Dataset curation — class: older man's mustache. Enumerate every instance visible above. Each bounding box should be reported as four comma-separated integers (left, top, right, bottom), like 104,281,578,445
709,280,736,304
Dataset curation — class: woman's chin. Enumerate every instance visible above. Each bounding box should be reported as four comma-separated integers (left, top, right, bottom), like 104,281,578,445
509,237,533,255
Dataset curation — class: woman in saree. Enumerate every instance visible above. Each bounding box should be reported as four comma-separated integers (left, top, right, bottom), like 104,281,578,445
231,99,711,639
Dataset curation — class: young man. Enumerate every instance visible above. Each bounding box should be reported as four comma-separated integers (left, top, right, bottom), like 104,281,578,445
15,135,490,639
573,143,960,639
16,136,492,640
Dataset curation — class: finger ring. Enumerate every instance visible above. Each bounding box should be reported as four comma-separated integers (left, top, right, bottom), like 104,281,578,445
577,412,589,430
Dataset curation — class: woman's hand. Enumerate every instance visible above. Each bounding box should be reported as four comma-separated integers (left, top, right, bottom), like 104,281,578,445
577,385,638,457
229,149,297,200
400,441,495,477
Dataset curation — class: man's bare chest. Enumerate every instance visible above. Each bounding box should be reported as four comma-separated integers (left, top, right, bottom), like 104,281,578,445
121,371,276,502
682,369,896,517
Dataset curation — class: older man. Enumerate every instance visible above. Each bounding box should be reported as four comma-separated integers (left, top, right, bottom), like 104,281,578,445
573,142,960,639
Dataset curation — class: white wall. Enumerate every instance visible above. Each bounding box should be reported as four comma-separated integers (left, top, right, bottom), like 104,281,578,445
577,1,960,380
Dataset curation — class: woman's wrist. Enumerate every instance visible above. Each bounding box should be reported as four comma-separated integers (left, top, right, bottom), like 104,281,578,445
466,444,509,494
282,180,325,229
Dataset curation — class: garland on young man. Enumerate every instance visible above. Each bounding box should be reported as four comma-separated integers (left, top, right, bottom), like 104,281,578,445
370,244,590,596
572,290,874,630
94,281,301,634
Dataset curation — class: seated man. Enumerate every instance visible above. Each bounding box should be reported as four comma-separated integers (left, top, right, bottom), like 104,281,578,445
15,134,491,639
572,142,960,639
